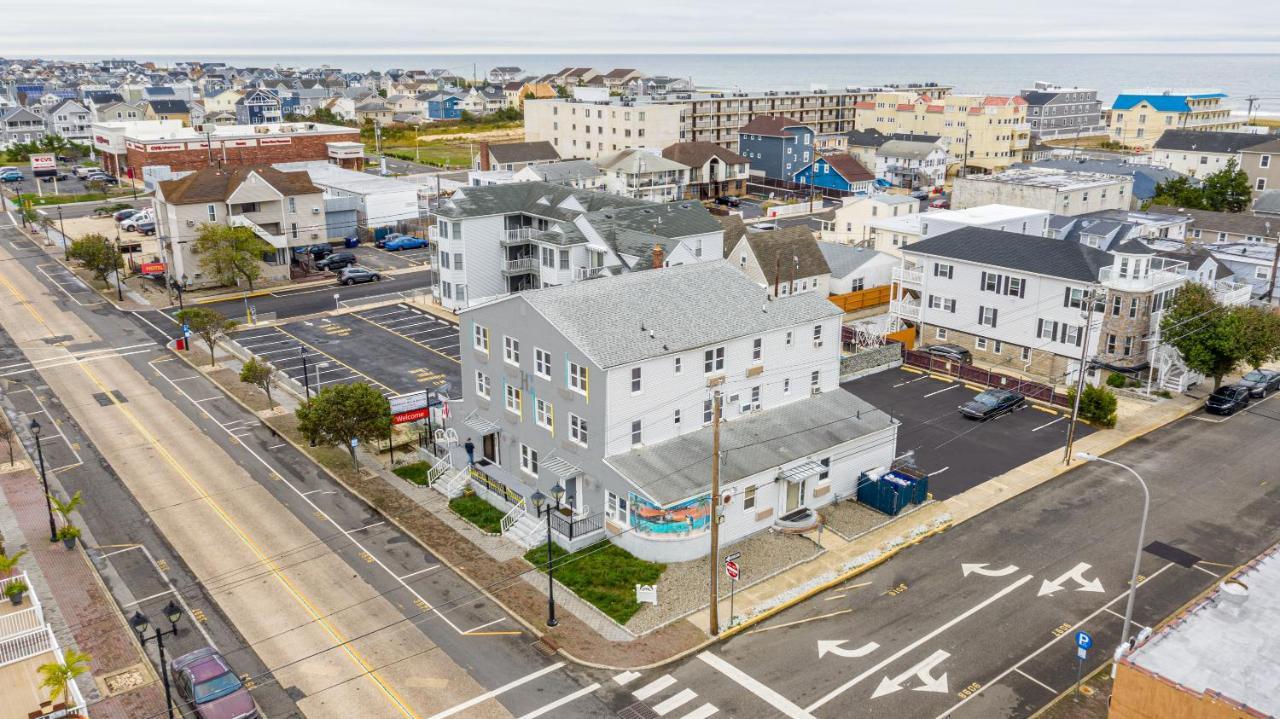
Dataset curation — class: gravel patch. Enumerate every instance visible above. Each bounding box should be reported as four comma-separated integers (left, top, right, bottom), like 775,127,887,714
821,497,936,542
625,529,821,635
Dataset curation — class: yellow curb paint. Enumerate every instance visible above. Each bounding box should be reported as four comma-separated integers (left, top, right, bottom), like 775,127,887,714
1032,405,1058,414
901,367,924,375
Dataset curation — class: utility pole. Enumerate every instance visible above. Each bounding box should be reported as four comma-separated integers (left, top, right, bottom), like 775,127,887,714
1063,288,1101,463
773,255,781,297
707,390,723,636
1262,222,1278,303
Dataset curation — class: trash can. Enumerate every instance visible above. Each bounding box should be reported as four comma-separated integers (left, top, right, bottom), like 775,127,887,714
344,236,360,248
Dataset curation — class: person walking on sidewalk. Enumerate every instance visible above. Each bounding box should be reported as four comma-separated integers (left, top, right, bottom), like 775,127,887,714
464,438,475,466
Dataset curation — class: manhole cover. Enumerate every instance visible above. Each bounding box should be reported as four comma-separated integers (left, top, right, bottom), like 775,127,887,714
101,666,147,696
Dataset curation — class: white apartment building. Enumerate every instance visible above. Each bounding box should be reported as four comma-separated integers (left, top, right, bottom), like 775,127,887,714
524,99,684,160
866,204,1050,256
429,182,724,311
875,140,949,191
596,148,690,202
456,261,898,561
819,194,921,245
951,168,1134,216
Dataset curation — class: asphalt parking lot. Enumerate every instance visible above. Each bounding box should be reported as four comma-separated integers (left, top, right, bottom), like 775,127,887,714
231,303,460,399
348,243,433,271
842,366,1092,499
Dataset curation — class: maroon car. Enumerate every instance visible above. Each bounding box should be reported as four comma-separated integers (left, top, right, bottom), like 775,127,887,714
170,647,258,719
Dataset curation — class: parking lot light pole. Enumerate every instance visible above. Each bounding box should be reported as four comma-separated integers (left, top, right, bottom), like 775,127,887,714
29,420,58,543
56,205,67,260
113,230,124,301
130,600,185,719
1075,452,1149,655
300,347,312,400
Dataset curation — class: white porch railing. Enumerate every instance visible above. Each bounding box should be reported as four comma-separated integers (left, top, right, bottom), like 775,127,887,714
573,266,608,281
500,498,527,535
889,298,922,321
0,626,53,667
892,265,923,286
501,228,537,245
503,257,538,274
229,215,289,250
0,605,44,642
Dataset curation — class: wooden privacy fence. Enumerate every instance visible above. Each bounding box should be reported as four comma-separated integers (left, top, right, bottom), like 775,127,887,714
902,349,1072,407
829,285,891,312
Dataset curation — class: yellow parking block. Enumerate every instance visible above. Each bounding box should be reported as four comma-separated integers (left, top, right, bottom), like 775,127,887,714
928,374,955,383
901,366,924,375
963,384,985,392
1032,405,1059,415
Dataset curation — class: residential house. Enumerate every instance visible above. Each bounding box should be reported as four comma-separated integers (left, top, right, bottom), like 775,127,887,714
550,67,601,86
819,194,920,246
205,110,237,126
462,85,509,115
153,166,327,288
320,96,357,123
94,100,143,122
144,99,191,125
203,87,244,115
661,141,751,199
867,204,1050,256
1239,137,1280,194
794,153,876,194
875,139,948,191
506,80,556,109
845,128,891,170
45,98,92,142
725,225,831,297
598,148,690,202
1151,129,1272,177
1019,158,1187,206
275,160,419,231
422,90,464,120
512,159,607,191
354,99,394,125
477,141,561,172
1149,205,1274,244
427,181,724,311
1107,90,1240,150
236,88,286,125
853,91,1030,173
455,261,897,561
385,94,425,118
600,68,644,89
1019,82,1106,139
737,115,816,181
0,107,47,148
818,241,898,295
488,66,523,84
951,167,1134,216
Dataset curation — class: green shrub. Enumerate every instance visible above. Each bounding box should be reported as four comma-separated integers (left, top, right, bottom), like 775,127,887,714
449,492,506,534
1068,384,1118,428
1105,373,1128,388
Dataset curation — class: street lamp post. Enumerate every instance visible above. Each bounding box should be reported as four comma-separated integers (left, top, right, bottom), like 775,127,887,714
177,274,187,311
57,205,67,260
29,420,58,543
130,600,186,719
530,483,565,627
1076,452,1150,654
113,230,124,301
300,347,312,400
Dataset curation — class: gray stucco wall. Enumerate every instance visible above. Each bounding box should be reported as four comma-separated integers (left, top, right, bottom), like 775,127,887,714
840,343,902,380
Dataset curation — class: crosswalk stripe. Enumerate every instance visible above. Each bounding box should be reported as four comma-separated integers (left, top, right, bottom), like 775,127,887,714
680,704,718,719
613,670,641,686
633,675,676,700
653,688,697,715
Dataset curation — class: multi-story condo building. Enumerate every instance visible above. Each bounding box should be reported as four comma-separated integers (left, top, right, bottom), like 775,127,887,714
45,98,92,142
951,168,1134,216
1106,90,1241,150
1150,130,1273,178
154,166,327,289
524,83,953,157
456,261,898,561
428,182,724,311
852,91,1031,173
1018,82,1106,140
737,116,815,180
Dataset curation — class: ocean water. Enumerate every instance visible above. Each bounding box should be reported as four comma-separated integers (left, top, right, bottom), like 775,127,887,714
61,53,1280,111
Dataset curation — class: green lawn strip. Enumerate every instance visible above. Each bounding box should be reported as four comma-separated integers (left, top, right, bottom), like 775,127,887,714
17,191,136,206
524,540,666,624
392,461,432,485
448,492,506,534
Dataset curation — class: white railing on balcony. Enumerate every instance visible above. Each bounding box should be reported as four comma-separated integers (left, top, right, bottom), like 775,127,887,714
1098,265,1186,292
0,626,53,667
573,266,608,281
889,298,922,320
892,266,923,286
502,228,537,245
0,605,44,642
229,215,288,249
503,257,538,273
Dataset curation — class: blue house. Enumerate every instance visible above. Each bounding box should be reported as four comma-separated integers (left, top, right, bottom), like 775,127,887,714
737,116,815,180
422,91,464,120
234,88,283,125
793,153,875,194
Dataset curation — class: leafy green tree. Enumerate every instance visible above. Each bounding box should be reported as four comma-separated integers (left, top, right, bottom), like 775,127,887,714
66,233,122,286
1200,158,1254,213
176,307,238,366
193,223,273,291
296,383,391,468
239,357,275,408
1159,283,1244,389
1149,175,1205,210
38,134,69,154
1236,305,1280,370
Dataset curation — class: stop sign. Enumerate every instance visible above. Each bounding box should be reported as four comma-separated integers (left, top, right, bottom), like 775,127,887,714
724,559,740,580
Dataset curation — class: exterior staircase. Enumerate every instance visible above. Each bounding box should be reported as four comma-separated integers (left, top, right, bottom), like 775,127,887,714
505,511,545,549
433,464,471,499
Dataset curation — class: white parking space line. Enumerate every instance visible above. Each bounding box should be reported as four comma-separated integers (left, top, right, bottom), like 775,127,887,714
612,671,641,686
515,683,601,719
681,704,718,719
398,565,440,580
1193,564,1220,578
236,338,295,349
698,652,812,719
425,663,565,719
923,384,959,398
1103,607,1150,631
892,375,932,388
929,466,950,476
121,588,176,608
633,675,676,700
1014,668,1058,694
653,688,697,715
1032,416,1065,432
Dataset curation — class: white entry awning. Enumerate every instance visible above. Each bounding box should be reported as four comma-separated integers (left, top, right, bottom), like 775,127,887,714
464,415,500,435
777,460,823,484
543,456,582,480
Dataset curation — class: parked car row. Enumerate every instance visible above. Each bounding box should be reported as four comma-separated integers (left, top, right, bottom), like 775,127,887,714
1206,369,1280,415
374,233,427,251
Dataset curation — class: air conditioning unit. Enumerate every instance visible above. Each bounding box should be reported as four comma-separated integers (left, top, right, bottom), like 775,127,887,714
811,387,822,397
310,232,319,239
185,219,195,227
311,207,320,214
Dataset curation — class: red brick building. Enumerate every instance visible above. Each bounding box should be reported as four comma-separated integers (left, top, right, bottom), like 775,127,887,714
92,121,364,179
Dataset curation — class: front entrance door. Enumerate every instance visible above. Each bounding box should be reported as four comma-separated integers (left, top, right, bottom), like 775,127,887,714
785,479,805,513
482,433,497,464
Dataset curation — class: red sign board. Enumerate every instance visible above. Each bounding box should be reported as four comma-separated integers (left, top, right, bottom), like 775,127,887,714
393,408,430,425
724,560,739,580
139,262,166,275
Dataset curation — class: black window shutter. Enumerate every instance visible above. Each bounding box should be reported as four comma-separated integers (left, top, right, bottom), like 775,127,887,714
1064,287,1071,307
980,271,987,291
1052,321,1060,343
991,308,998,326
1018,278,1026,298
1075,326,1083,347
978,305,984,324
1037,318,1045,337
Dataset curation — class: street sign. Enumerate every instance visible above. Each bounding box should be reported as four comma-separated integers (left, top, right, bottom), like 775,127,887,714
1077,646,1087,659
724,559,739,580
725,552,741,562
29,153,56,177
1075,630,1093,650
181,323,190,337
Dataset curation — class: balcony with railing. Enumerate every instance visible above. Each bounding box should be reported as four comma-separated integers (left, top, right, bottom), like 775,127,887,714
502,257,538,275
1098,258,1188,292
228,214,289,249
0,572,86,719
889,297,922,321
1213,278,1253,306
501,227,537,246
892,265,924,287
573,266,609,281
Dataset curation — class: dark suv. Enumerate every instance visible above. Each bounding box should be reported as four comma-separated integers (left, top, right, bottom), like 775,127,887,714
296,243,334,261
921,343,972,364
316,251,357,271
1205,385,1251,415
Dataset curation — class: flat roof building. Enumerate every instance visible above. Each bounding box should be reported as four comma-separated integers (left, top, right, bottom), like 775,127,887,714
951,167,1134,216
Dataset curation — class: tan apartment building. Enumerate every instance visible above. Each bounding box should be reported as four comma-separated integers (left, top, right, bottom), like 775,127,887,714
1240,137,1280,194
852,92,1031,173
524,83,952,158
1106,90,1241,150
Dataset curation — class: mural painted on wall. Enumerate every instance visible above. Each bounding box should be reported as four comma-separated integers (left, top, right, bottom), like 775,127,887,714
628,492,711,536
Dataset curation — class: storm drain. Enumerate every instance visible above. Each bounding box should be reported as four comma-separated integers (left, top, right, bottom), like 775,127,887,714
617,702,658,719
531,639,558,657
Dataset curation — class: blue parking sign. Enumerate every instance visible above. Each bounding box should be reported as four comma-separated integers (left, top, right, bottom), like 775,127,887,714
1075,630,1092,650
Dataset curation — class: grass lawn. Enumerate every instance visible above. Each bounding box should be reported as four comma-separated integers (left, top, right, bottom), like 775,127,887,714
449,492,506,534
393,461,433,485
384,142,472,168
524,540,666,624
17,191,136,206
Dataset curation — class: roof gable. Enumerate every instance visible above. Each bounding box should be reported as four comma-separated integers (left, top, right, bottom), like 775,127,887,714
905,226,1112,282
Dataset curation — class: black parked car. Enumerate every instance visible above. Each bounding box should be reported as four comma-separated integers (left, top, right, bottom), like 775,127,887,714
1237,369,1280,398
959,389,1026,421
315,251,357,271
714,196,741,208
295,243,334,261
921,343,973,364
337,267,382,285
1206,385,1252,415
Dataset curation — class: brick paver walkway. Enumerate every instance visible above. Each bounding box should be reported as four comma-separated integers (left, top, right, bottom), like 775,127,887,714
1,458,167,719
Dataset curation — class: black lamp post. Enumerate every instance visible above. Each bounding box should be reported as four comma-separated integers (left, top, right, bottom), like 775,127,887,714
177,274,187,311
113,230,124,301
300,346,312,400
56,205,67,261
131,599,185,719
29,420,57,543
530,483,565,627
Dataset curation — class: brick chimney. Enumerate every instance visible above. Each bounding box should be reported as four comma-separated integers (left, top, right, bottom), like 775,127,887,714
652,243,665,269
478,141,491,171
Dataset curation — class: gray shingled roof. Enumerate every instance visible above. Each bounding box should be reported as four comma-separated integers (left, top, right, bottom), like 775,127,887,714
434,181,649,222
488,141,560,165
609,389,894,504
904,227,1112,282
513,260,841,369
818,242,887,277
1254,189,1280,216
877,139,942,161
1152,130,1273,154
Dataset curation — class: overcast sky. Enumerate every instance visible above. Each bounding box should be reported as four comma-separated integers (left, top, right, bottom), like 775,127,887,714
5,0,1278,55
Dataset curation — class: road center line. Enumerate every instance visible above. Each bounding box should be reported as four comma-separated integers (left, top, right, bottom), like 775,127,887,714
808,574,1033,711
698,652,814,719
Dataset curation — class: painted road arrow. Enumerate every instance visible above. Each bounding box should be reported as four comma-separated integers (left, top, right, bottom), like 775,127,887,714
870,649,950,698
960,563,1019,578
818,639,880,659
1038,561,1105,596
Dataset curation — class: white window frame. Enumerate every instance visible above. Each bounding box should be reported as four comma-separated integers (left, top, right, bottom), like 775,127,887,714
630,419,642,446
473,324,489,353
752,337,763,363
569,413,588,446
505,384,522,416
503,336,520,366
520,444,538,477
534,348,551,379
535,398,552,430
631,366,642,394
475,370,490,399
936,327,948,340
704,346,725,374
743,485,757,511
813,324,824,348
568,361,589,395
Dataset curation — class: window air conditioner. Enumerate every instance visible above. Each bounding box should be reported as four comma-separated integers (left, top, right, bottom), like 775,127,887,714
811,387,822,397
185,219,195,227
310,233,319,239
311,207,320,214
